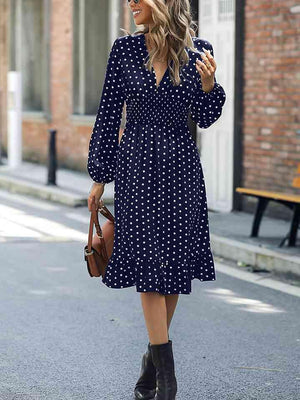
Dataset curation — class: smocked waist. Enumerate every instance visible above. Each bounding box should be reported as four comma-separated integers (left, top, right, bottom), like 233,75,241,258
125,118,188,129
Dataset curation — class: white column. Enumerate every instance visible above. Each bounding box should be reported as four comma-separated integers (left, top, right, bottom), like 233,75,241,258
7,71,22,168
109,0,121,43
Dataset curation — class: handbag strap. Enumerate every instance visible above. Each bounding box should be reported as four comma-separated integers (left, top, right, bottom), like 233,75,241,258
98,199,115,223
87,197,114,253
87,198,101,252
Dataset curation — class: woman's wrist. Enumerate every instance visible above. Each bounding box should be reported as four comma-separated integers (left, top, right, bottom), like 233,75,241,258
89,181,105,195
93,181,106,186
202,80,215,93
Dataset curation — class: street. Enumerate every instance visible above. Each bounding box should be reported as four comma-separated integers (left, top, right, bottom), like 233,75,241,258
0,189,299,400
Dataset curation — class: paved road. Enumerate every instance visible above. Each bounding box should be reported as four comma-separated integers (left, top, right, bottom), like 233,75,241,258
0,189,299,400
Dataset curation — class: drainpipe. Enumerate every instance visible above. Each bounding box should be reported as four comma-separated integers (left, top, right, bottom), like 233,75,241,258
233,0,245,211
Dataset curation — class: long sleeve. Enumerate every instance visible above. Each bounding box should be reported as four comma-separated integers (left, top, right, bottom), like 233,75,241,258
190,39,226,129
87,37,125,184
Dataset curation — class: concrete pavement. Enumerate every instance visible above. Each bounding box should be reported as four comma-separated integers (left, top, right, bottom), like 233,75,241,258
0,189,299,399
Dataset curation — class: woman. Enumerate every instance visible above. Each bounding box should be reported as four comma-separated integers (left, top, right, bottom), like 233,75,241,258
87,0,226,399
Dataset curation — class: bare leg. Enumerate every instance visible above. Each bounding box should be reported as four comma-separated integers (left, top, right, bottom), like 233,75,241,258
140,292,168,345
165,294,179,330
140,292,180,345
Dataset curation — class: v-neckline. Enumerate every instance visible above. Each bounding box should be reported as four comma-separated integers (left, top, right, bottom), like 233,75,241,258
141,33,169,90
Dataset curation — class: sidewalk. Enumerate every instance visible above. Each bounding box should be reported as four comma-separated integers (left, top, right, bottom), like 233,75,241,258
0,157,114,207
0,157,299,279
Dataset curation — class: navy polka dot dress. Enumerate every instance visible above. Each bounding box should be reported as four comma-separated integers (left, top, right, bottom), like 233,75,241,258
87,34,226,295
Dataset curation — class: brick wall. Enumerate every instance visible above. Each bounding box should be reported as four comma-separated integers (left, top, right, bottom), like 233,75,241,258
1,0,122,174
18,0,125,174
242,0,300,218
22,0,86,170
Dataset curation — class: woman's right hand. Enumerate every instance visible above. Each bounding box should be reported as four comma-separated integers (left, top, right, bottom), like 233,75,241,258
88,183,105,212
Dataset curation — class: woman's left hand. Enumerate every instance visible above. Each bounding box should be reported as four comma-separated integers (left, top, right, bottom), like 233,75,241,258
195,48,216,93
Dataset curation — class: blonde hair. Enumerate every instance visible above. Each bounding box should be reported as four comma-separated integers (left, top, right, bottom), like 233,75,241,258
121,0,201,86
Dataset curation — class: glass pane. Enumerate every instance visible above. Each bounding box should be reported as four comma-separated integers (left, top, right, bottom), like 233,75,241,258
22,0,44,111
84,0,109,115
202,0,212,19
73,0,81,114
218,0,234,21
9,0,17,70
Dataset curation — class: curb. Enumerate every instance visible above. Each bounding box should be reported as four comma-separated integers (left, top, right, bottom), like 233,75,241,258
215,262,300,297
0,174,88,207
211,234,300,277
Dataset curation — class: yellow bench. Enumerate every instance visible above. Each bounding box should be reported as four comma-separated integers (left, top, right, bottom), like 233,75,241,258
235,164,300,247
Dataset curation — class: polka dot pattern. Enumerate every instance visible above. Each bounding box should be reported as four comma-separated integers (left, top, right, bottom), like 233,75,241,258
87,34,226,295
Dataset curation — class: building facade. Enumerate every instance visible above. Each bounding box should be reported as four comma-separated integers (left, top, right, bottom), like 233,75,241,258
0,0,299,219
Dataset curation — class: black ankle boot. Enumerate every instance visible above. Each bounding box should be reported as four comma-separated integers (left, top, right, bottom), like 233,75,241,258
150,339,177,400
134,342,157,400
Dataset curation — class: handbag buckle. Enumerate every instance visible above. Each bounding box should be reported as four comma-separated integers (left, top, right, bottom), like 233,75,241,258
84,248,94,256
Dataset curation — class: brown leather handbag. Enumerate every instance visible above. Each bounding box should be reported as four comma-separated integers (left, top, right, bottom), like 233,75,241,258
84,197,115,278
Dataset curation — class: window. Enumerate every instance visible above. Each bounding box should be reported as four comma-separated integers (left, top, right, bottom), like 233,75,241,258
202,0,213,20
218,0,234,21
73,0,125,116
9,0,50,114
